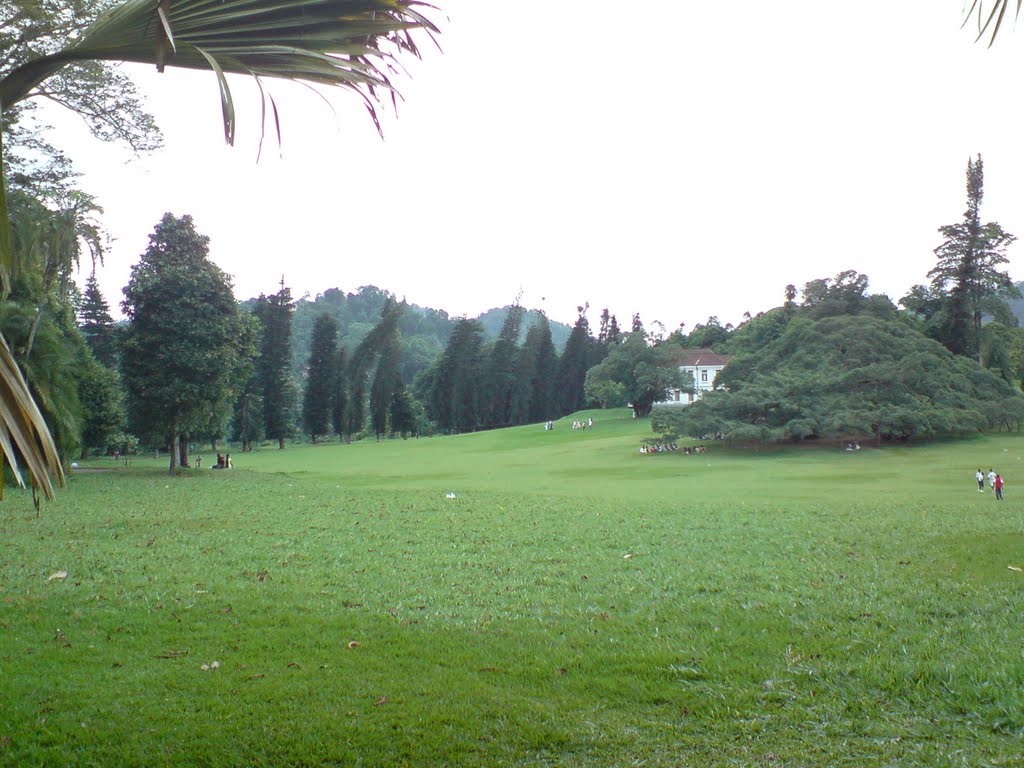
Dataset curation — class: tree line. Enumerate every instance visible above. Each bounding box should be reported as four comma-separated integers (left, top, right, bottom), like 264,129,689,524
65,152,1024,466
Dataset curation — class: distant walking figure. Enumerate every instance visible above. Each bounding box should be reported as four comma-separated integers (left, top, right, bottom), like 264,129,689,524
977,468,985,492
988,468,997,489
995,474,1004,501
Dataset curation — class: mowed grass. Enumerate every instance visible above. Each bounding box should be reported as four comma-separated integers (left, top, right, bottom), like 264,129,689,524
4,409,1024,766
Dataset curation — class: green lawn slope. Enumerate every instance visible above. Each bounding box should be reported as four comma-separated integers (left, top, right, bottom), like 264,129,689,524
2,412,1024,766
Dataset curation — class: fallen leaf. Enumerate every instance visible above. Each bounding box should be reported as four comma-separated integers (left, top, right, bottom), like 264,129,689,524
47,571,67,582
373,696,388,706
1008,565,1022,572
247,673,265,680
287,662,302,669
347,641,361,649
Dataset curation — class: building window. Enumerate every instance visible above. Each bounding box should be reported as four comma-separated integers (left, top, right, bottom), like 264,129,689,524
701,370,708,382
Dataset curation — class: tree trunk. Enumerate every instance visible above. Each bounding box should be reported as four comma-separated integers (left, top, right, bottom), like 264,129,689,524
210,438,218,452
278,437,286,449
169,432,179,472
178,435,189,468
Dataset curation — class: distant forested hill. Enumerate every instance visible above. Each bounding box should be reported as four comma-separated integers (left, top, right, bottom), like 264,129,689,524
241,286,571,384
475,307,571,349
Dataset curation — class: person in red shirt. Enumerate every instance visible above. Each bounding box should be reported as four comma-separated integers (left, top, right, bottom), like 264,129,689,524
995,473,1004,501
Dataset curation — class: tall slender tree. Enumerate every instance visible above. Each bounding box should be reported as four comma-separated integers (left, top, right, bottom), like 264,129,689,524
78,270,118,367
480,302,525,428
301,313,339,442
928,155,1019,361
346,299,403,438
370,340,403,438
255,281,298,449
526,314,559,424
430,318,485,433
332,346,349,440
555,307,592,416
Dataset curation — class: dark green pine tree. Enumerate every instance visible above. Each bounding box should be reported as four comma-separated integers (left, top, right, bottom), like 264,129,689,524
431,318,485,433
370,338,403,438
331,346,349,440
255,281,299,449
555,307,592,416
928,155,1019,362
78,270,118,367
527,313,559,423
301,313,339,442
480,302,525,428
346,299,404,438
509,328,539,425
596,307,622,354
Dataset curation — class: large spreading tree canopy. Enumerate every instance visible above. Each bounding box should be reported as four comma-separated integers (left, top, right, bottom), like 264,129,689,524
585,332,690,417
121,213,250,470
652,314,1022,444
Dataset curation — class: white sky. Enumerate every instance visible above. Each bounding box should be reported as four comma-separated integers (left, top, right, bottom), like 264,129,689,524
47,1,1024,332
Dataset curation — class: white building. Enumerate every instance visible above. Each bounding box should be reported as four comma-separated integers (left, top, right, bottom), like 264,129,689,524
660,348,730,406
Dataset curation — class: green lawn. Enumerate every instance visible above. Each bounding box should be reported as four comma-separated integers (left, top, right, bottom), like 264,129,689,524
3,410,1024,766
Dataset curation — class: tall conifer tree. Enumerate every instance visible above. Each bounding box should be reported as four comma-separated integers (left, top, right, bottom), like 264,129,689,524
928,155,1019,361
431,318,485,433
78,270,118,368
255,281,298,449
555,307,592,416
528,314,559,423
301,313,339,442
332,346,349,440
481,302,525,428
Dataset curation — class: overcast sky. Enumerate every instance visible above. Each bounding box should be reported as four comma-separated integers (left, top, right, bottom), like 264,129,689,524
48,1,1024,333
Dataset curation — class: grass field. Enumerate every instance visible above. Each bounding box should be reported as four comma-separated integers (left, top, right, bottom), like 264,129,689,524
4,409,1024,766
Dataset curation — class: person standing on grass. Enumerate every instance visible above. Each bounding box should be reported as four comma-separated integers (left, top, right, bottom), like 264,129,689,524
988,468,997,490
977,468,985,492
995,474,1004,501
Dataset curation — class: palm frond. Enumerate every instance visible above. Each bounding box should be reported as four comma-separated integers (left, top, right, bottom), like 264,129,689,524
0,0,439,142
0,0,438,500
963,0,1023,46
0,333,63,500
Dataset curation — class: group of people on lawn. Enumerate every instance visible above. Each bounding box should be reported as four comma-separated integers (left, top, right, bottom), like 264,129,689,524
639,443,706,455
976,467,1005,500
196,453,233,470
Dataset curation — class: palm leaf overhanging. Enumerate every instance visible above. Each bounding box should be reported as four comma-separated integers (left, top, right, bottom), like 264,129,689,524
0,0,440,142
964,0,1022,45
0,0,437,499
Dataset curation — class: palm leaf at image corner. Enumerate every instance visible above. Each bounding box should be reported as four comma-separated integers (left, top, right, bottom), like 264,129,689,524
0,0,437,498
963,0,1023,45
0,334,63,501
0,0,441,143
